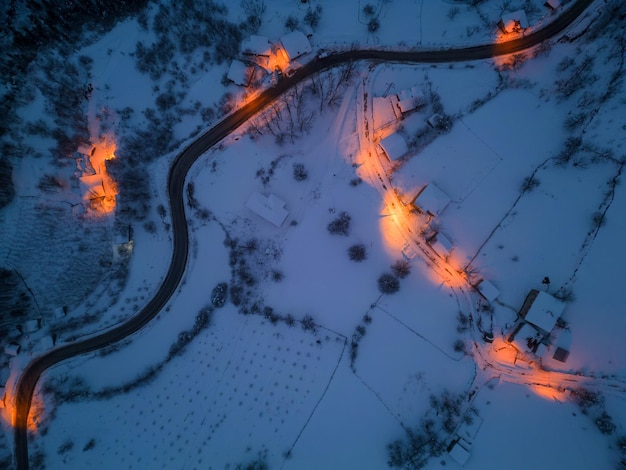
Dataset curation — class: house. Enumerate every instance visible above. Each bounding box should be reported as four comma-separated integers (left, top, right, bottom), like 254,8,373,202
474,278,500,302
412,183,450,217
245,192,288,227
227,60,253,87
53,306,67,320
241,35,272,57
448,439,471,466
379,133,408,161
396,87,426,114
4,343,21,356
498,10,529,34
23,317,42,334
545,0,560,10
280,31,312,61
428,231,454,258
519,289,565,335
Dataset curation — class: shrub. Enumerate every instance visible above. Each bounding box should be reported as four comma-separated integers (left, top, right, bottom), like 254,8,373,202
293,162,308,181
348,244,367,262
391,259,411,279
453,339,466,353
304,5,322,29
327,211,351,236
368,18,380,32
521,175,540,192
211,282,228,307
596,412,616,435
363,4,375,16
349,177,362,187
301,314,316,331
378,273,400,294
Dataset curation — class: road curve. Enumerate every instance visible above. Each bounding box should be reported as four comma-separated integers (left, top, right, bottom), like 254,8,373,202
13,1,595,467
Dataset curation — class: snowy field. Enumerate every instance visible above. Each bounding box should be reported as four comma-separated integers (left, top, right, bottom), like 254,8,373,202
2,0,626,469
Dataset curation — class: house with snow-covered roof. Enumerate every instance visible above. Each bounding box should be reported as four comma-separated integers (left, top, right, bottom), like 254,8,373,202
280,31,311,61
246,192,288,228
519,289,565,335
379,133,408,161
545,0,560,11
498,10,529,34
473,278,500,302
241,35,272,57
396,87,426,114
227,60,253,87
412,183,450,217
427,231,454,258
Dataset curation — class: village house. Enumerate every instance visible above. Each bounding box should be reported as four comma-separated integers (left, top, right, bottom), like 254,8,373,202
379,133,408,161
280,30,312,61
4,343,21,357
227,60,254,87
427,231,454,258
545,0,560,11
498,10,529,34
245,192,288,228
240,35,272,57
507,289,569,360
473,278,500,302
412,183,450,217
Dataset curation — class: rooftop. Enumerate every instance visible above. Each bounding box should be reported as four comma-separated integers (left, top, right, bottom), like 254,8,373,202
413,183,451,216
379,133,408,160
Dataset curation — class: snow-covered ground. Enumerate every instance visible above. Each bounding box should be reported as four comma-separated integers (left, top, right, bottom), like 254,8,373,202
2,0,626,468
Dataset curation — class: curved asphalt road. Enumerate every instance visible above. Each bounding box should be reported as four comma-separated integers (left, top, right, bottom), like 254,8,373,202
13,1,594,467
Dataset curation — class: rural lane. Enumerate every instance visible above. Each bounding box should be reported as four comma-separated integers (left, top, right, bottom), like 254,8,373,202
13,1,596,467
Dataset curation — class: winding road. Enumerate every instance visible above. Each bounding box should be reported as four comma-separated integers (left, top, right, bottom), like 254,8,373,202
12,1,597,467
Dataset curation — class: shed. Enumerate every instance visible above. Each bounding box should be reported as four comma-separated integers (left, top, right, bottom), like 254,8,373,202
24,317,42,334
53,306,67,319
448,440,471,466
474,279,500,302
379,133,408,161
412,183,450,216
520,290,564,334
5,343,21,356
545,0,560,10
553,346,570,363
509,322,541,353
227,60,253,87
241,35,271,56
498,10,529,33
428,231,454,257
280,31,312,61
245,192,288,227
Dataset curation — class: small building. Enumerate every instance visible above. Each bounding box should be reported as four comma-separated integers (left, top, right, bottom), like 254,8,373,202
552,346,570,363
24,317,42,334
519,289,565,335
448,439,471,466
4,343,21,357
498,10,529,34
396,87,426,114
508,322,542,353
53,306,67,320
428,231,454,258
227,60,254,87
241,35,272,57
427,113,443,128
245,192,288,228
545,0,560,10
379,133,408,161
474,278,500,302
280,31,312,61
412,183,450,217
